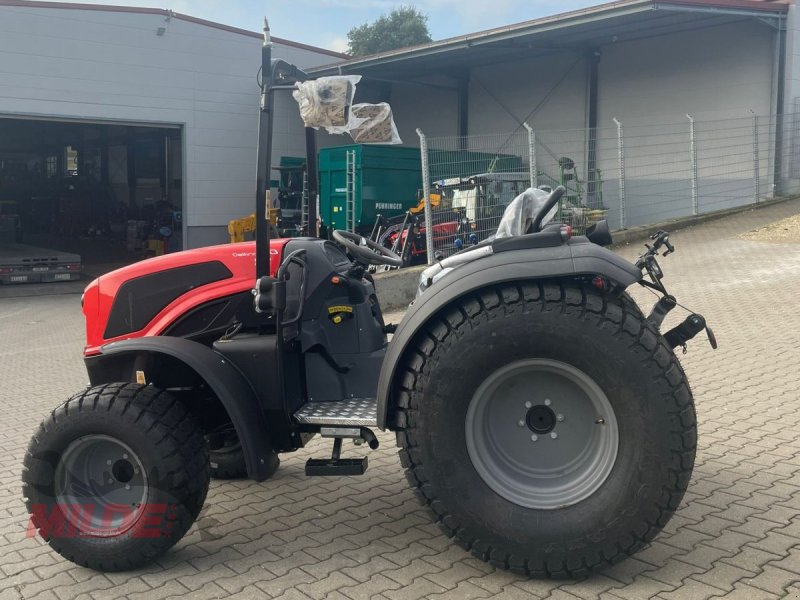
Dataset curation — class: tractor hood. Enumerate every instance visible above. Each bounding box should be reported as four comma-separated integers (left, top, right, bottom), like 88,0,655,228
83,240,289,355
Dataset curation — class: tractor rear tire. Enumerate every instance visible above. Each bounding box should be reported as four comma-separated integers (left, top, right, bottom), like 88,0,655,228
207,424,279,480
394,281,696,578
22,383,209,571
209,441,248,480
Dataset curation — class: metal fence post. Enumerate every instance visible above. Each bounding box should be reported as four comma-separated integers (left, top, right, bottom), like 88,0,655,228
523,122,537,188
417,128,435,264
687,114,698,216
612,118,626,229
753,114,760,204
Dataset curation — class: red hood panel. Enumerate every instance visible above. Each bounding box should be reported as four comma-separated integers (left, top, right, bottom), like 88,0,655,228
83,240,289,355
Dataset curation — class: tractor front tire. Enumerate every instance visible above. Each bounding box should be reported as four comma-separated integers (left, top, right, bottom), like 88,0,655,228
395,282,696,578
22,383,209,571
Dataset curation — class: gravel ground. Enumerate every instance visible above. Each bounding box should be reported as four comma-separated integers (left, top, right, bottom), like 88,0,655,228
739,213,800,243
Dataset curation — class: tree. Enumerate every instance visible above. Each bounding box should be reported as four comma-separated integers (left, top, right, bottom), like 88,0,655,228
347,6,432,57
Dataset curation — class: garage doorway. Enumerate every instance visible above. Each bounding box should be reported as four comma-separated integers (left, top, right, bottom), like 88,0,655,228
0,117,183,285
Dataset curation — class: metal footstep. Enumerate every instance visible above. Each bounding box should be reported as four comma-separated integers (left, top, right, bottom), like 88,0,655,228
304,427,379,477
293,397,378,427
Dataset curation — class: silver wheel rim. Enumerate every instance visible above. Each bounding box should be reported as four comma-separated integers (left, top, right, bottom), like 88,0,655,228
465,358,619,510
55,434,148,536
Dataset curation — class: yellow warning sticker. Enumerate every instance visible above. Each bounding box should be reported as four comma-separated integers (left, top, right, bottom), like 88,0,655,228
327,305,353,314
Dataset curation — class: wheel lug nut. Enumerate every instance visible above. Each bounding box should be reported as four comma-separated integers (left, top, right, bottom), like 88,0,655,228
518,420,525,427
524,401,532,409
531,434,538,442
107,479,113,485
595,417,606,425
125,484,131,491
106,459,112,465
122,453,128,459
550,432,558,439
557,414,564,422
544,399,551,406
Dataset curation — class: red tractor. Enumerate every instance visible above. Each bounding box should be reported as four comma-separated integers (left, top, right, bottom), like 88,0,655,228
22,23,715,577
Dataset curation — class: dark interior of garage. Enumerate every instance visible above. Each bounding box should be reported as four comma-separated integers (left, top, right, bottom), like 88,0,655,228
0,118,182,282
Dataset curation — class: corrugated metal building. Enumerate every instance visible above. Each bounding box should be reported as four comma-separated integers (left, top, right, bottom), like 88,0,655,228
2,0,797,267
313,0,791,138
311,0,798,227
0,0,343,265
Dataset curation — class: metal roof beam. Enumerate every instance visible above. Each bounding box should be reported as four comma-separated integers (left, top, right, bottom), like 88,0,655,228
310,1,656,74
310,0,788,76
654,3,783,20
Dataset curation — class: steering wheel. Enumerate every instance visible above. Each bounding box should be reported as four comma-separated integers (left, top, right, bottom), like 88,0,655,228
530,185,566,232
332,230,403,267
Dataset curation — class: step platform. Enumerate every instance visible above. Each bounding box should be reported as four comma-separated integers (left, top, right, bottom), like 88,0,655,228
305,455,368,476
293,397,378,427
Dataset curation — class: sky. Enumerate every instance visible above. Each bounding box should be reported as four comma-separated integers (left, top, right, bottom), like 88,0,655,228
44,0,602,53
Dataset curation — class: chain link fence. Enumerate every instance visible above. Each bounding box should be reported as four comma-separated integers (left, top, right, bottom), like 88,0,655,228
418,112,800,263
417,128,534,259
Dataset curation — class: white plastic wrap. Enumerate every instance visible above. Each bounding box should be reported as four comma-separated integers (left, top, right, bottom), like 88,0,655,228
292,75,361,130
347,103,402,145
494,187,557,238
417,188,557,297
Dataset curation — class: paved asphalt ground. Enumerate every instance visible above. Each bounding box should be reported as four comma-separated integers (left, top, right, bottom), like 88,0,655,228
1,200,800,600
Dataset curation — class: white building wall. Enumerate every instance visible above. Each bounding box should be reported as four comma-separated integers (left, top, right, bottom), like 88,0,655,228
784,5,800,115
468,52,588,135
468,52,589,191
0,4,340,247
598,20,774,125
381,52,587,186
595,20,775,225
380,50,588,148
390,81,459,145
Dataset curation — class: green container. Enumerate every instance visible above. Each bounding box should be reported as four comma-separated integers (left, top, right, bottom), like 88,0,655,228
318,144,526,233
318,145,422,232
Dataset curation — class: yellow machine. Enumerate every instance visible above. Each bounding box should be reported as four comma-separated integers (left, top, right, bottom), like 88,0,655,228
229,209,279,243
408,193,441,215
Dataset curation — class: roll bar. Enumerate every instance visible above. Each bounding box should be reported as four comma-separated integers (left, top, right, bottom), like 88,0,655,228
255,19,316,279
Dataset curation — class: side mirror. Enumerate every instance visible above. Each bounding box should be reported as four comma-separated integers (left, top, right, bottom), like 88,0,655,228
586,219,613,247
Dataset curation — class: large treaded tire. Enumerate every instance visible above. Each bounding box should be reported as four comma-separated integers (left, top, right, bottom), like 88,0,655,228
394,281,696,578
22,383,210,571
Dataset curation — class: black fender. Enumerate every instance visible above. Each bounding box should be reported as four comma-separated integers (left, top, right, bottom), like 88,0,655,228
375,238,642,430
92,337,276,481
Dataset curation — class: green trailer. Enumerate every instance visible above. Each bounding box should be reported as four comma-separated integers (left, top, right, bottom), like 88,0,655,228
318,144,526,234
318,145,422,233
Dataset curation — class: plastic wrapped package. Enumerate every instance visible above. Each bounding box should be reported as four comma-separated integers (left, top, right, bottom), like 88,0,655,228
347,103,402,145
494,187,557,238
292,75,361,130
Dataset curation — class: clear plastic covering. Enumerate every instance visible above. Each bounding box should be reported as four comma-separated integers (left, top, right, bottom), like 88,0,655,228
347,103,402,145
494,187,557,238
292,77,401,144
292,75,361,131
417,187,559,296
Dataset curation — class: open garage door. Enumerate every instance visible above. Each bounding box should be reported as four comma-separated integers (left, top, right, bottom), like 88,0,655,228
0,117,182,285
